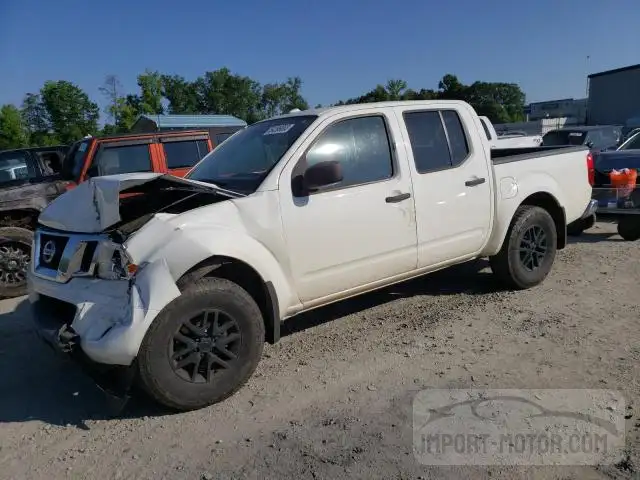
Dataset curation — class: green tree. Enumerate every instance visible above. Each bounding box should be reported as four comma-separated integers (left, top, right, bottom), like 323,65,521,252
194,68,263,123
261,77,309,117
40,80,99,144
162,74,199,114
99,75,141,133
0,104,29,150
21,93,56,146
137,70,164,114
438,74,468,100
385,79,407,100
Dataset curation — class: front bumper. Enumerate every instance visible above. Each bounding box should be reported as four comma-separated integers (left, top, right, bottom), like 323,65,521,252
28,258,181,367
580,199,598,219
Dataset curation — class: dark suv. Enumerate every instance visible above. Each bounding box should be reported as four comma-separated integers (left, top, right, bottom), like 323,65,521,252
542,125,623,153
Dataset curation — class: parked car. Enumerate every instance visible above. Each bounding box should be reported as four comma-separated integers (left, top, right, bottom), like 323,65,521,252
591,129,640,187
29,100,595,411
61,129,215,184
541,125,623,153
0,130,216,299
478,116,543,148
0,145,69,297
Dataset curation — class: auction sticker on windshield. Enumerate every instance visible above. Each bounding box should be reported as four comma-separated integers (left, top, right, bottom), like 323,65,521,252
264,124,295,135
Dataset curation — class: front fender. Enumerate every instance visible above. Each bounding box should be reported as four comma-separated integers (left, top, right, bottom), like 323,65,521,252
125,219,299,320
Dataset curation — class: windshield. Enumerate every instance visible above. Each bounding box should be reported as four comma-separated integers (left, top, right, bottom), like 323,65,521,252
542,130,586,146
618,132,640,150
61,140,90,181
187,115,318,193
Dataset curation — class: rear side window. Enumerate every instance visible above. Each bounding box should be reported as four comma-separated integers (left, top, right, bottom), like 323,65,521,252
403,111,452,173
88,144,152,177
164,140,210,169
442,111,470,165
0,152,33,183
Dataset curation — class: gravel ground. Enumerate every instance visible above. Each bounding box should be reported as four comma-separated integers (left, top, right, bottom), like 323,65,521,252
0,221,638,480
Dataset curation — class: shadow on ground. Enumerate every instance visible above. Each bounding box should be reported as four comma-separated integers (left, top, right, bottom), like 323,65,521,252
0,259,499,426
282,258,502,337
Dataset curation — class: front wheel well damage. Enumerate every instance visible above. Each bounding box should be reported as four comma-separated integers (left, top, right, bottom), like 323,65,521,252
519,192,566,249
176,257,280,344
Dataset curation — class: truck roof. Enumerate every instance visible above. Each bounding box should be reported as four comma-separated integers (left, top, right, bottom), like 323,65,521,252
268,100,472,121
75,129,210,143
0,145,68,154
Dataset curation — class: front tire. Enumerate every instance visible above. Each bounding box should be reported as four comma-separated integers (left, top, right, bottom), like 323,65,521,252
137,277,265,411
489,206,558,290
0,227,33,298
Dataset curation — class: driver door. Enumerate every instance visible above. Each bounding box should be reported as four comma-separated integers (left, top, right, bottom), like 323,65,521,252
278,111,418,305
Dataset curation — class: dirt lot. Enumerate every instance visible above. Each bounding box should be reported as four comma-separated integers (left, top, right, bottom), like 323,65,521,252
0,221,638,480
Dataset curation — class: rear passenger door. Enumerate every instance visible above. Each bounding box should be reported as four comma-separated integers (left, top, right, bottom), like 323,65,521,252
160,136,211,177
396,106,492,268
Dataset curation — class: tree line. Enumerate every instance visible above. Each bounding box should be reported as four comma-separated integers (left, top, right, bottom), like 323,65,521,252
0,68,526,150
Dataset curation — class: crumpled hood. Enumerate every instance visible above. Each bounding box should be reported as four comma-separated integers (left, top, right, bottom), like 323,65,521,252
38,172,241,233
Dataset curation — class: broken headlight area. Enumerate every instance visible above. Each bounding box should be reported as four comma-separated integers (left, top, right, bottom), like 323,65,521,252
95,240,138,281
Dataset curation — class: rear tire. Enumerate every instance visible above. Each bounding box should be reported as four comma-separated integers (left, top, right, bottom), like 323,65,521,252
0,227,33,298
617,217,640,241
489,206,557,290
137,277,265,411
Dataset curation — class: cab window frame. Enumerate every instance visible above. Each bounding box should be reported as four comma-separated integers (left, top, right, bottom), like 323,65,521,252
291,113,398,198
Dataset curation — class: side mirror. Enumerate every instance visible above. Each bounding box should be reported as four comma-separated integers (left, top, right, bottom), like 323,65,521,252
303,160,343,192
586,141,594,148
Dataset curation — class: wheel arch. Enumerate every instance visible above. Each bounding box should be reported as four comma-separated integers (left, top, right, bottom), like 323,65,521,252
176,256,282,344
487,190,566,255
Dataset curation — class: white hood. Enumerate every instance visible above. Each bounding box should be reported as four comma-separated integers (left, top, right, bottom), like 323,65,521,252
38,172,240,233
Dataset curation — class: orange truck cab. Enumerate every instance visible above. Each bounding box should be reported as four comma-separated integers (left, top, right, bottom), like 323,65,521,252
61,114,247,187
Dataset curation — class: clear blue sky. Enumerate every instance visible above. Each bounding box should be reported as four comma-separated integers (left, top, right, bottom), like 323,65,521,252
1,0,639,114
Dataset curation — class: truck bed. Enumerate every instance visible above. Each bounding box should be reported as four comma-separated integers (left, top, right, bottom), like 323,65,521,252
491,145,588,164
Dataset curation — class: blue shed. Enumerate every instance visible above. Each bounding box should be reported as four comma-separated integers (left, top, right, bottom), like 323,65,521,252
131,114,247,145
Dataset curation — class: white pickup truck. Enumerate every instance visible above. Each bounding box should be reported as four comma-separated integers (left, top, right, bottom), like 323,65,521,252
29,100,597,411
479,116,543,149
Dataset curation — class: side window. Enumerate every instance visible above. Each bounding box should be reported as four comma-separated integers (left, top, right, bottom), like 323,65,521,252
442,110,470,165
0,152,33,183
304,116,393,190
403,111,452,173
164,140,208,169
480,118,492,141
89,144,151,177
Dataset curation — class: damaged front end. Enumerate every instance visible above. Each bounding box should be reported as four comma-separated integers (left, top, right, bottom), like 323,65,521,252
30,173,242,405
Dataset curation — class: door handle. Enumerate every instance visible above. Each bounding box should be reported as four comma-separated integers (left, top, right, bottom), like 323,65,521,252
385,192,411,203
465,177,486,187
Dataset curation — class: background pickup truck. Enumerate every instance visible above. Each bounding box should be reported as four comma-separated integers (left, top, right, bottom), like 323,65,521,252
29,100,595,411
0,130,215,298
478,116,543,149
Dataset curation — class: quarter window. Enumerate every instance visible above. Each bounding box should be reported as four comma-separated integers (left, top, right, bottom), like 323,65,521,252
442,110,470,165
164,140,209,169
303,116,393,190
